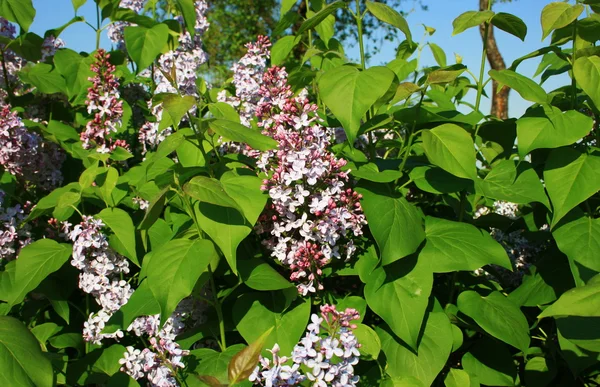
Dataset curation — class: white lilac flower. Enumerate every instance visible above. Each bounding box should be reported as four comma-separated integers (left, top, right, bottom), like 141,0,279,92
0,104,65,190
120,297,209,386
132,196,150,210
245,62,366,295
66,216,132,344
250,305,361,387
0,190,31,263
139,1,209,154
218,35,271,127
81,49,126,152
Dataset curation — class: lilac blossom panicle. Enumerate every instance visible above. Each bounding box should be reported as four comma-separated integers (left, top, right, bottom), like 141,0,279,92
119,296,209,387
474,200,548,286
250,305,361,387
40,35,65,62
218,35,272,127
107,0,146,51
139,1,209,154
0,104,65,190
64,217,132,343
0,189,31,263
249,63,366,296
82,49,125,153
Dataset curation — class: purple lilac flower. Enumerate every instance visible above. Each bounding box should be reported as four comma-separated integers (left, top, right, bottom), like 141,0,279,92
250,305,361,387
107,0,146,50
0,104,65,190
40,35,65,61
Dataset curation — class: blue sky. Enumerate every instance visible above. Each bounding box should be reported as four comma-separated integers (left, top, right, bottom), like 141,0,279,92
30,0,569,117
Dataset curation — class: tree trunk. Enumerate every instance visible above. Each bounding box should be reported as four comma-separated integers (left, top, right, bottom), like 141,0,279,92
479,0,509,119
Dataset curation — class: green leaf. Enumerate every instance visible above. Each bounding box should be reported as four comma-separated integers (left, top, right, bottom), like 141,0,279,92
228,328,273,385
462,337,517,386
349,163,403,183
366,1,412,42
46,120,80,142
544,148,600,226
353,324,381,360
444,368,474,387
356,187,424,265
175,0,196,37
410,166,471,194
281,0,296,15
365,256,432,350
104,281,160,334
72,0,87,12
208,119,278,151
452,10,494,36
554,214,600,272
194,201,251,275
492,12,527,41
420,216,511,273
271,35,300,66
318,65,395,145
147,238,217,325
0,316,53,387
525,356,557,387
97,208,138,266
184,176,241,211
381,377,425,387
297,0,345,35
422,123,477,180
31,323,61,345
238,260,293,291
124,24,170,71
539,280,600,318
208,102,240,123
458,291,530,353
573,56,600,109
191,345,245,385
428,43,447,67
377,309,453,385
6,239,72,308
427,64,466,85
19,63,66,94
233,292,310,356
480,160,550,208
220,173,268,226
516,107,593,157
99,167,119,207
541,2,584,40
488,69,547,104
53,49,94,100
0,0,35,31
159,94,195,130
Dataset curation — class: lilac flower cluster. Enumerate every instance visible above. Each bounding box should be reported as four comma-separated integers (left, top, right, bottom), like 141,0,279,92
65,217,132,343
250,305,361,387
474,200,548,286
139,1,209,154
217,35,272,126
120,297,209,387
81,49,125,153
107,0,146,51
0,190,31,263
0,104,65,190
40,35,65,62
252,66,367,295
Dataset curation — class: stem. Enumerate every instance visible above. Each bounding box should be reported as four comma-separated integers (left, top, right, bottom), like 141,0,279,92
571,19,578,110
399,91,426,172
475,23,489,114
95,5,101,50
209,265,227,350
355,0,366,70
0,49,13,104
306,0,313,49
